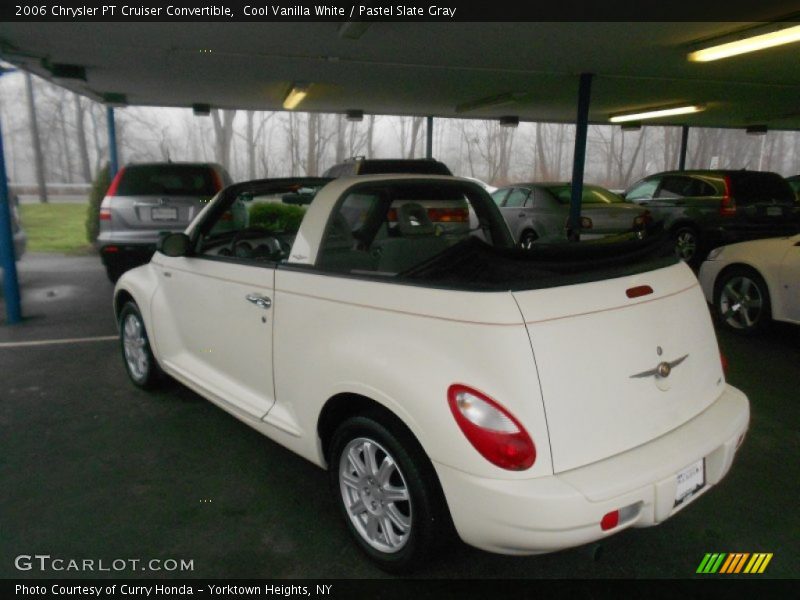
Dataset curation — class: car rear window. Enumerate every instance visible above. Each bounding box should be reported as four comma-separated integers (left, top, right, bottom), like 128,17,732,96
548,185,624,204
117,165,219,196
357,160,453,176
728,172,795,204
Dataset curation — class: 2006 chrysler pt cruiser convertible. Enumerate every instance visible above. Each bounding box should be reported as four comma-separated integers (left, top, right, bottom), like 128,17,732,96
113,175,749,572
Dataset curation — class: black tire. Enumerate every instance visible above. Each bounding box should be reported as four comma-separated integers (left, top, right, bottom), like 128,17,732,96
714,266,772,335
519,229,539,250
328,413,449,573
672,225,702,265
105,263,125,283
118,302,162,389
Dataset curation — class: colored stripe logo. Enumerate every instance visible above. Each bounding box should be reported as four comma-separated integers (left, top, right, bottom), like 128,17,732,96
697,552,773,574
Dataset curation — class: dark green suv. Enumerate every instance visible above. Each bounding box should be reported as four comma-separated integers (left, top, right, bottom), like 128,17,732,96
624,170,799,264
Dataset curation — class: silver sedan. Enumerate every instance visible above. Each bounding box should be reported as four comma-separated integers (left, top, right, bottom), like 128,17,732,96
491,183,651,247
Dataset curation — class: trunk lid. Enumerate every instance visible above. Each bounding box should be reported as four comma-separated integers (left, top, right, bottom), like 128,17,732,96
108,164,220,229
513,262,725,473
728,171,798,225
583,203,643,235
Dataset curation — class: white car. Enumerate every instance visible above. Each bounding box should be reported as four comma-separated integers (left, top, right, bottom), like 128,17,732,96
114,175,749,572
698,234,800,334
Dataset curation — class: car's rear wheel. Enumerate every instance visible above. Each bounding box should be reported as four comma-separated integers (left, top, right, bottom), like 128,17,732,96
329,414,447,573
715,267,771,335
119,302,161,388
519,229,539,250
673,226,700,263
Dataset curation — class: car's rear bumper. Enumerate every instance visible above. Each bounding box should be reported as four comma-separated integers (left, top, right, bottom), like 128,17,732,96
434,384,749,555
97,242,156,269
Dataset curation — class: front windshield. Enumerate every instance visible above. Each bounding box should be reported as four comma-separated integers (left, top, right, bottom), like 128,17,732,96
548,185,624,204
316,180,513,275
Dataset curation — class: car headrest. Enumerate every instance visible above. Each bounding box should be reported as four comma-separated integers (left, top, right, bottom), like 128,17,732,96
397,202,435,236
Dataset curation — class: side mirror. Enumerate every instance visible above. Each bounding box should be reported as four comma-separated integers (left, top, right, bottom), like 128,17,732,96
157,232,191,257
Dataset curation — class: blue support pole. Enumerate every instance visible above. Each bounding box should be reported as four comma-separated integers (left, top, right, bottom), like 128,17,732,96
568,73,593,242
426,116,434,159
107,106,118,178
678,125,689,171
0,116,22,324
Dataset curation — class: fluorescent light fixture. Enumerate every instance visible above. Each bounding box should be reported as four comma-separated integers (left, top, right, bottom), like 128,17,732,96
192,103,211,116
283,83,310,110
746,125,768,135
689,24,800,62
610,105,704,123
456,92,526,114
499,116,519,128
102,93,127,108
346,109,364,122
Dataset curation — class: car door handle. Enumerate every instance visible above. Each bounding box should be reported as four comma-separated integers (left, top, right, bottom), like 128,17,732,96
246,294,272,309
518,212,526,218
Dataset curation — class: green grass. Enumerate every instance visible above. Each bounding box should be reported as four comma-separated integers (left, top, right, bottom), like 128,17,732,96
19,203,93,254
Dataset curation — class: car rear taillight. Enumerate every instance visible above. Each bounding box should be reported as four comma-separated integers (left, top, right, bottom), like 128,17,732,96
720,351,729,375
720,176,736,217
427,207,469,223
102,246,119,253
633,210,652,229
447,384,536,471
105,167,126,198
99,207,112,221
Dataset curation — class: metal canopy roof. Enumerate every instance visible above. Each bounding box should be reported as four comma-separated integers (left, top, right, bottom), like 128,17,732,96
0,21,799,129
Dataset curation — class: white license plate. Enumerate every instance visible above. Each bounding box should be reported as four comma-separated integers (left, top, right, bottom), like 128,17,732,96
675,459,705,506
152,207,178,221
766,206,782,216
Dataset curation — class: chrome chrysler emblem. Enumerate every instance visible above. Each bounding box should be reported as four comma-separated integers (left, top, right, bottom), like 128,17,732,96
630,354,688,379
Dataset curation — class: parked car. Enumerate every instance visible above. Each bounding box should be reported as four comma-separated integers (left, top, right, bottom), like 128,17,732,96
114,175,749,572
491,182,653,248
322,157,452,177
623,170,800,265
787,175,800,199
698,234,800,334
323,157,467,233
96,162,233,282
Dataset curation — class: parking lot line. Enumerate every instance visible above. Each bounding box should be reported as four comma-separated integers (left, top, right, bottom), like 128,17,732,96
0,335,117,348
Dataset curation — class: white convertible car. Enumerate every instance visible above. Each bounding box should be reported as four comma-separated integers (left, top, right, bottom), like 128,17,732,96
698,234,800,334
114,175,749,571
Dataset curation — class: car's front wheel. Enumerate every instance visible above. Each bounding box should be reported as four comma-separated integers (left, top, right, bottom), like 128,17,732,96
715,267,772,335
329,414,448,573
119,302,161,388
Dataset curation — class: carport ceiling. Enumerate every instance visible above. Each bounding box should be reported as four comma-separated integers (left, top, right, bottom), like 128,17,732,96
1,21,800,129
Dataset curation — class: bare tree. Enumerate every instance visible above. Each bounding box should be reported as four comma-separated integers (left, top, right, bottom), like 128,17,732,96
74,94,92,182
211,109,236,170
407,116,424,158
24,72,48,202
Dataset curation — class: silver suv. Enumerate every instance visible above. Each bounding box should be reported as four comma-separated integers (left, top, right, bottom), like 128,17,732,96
97,162,232,281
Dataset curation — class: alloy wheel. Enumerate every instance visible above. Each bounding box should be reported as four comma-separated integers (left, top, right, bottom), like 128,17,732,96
338,437,412,554
719,275,764,330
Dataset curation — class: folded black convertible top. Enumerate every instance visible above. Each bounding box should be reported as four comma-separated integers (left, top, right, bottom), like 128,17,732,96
401,232,678,292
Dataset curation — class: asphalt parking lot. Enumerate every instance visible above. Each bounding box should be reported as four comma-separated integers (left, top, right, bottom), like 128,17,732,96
1,254,798,579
